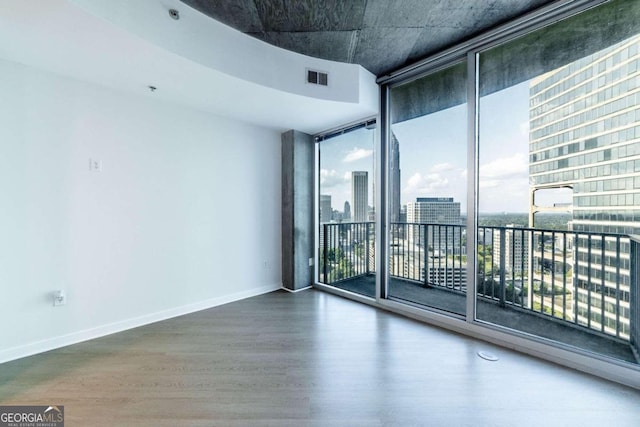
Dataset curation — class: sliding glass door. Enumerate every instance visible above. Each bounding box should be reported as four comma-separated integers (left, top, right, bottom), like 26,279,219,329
317,123,377,298
317,0,640,369
386,62,468,315
475,0,640,362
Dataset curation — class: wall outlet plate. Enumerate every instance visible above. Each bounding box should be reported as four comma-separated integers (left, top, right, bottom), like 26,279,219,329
89,158,102,172
53,290,66,306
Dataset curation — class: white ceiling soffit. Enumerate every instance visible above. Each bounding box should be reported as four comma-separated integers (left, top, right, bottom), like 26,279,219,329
0,0,378,134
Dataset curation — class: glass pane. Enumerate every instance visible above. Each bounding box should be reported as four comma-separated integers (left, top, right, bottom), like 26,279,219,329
477,0,640,365
388,62,468,315
317,125,377,298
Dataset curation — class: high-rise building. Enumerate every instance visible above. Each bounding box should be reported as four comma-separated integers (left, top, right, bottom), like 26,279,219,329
529,34,640,338
407,197,461,224
351,171,369,222
407,197,461,253
320,194,332,223
531,35,640,235
343,201,351,221
492,224,529,274
393,197,464,287
390,133,401,223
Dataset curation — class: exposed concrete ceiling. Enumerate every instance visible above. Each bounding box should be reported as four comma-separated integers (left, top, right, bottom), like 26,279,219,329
180,0,556,77
0,0,566,135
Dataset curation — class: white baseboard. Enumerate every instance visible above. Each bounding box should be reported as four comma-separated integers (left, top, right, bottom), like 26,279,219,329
0,283,280,364
281,285,312,293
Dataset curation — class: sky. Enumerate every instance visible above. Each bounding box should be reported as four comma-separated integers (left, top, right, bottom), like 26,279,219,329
319,80,569,215
319,127,376,212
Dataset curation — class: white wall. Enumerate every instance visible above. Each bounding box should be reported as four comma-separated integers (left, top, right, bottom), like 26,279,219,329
0,0,378,136
70,0,369,103
0,58,282,362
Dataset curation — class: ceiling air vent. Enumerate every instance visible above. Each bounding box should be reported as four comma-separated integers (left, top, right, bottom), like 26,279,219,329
307,69,328,86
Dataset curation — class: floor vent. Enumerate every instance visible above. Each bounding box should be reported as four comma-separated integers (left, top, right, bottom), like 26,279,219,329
307,69,328,86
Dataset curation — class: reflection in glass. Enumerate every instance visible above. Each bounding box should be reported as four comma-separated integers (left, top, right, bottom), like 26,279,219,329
477,0,640,364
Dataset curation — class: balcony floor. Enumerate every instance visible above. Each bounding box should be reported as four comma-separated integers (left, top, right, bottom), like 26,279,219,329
327,274,638,364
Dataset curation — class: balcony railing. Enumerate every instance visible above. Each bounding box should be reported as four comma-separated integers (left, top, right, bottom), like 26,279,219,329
320,222,635,345
479,225,632,341
321,222,374,284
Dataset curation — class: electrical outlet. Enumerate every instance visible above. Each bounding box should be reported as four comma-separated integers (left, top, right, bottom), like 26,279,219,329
309,257,314,267
53,290,66,306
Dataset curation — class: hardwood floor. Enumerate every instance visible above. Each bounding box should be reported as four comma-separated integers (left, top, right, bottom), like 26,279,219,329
332,275,638,363
1,289,639,426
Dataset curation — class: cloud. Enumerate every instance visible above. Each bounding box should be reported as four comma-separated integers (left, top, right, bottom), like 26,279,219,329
343,147,373,163
320,169,348,187
402,161,468,200
519,121,530,137
479,153,528,181
430,162,456,173
478,153,529,201
404,172,449,194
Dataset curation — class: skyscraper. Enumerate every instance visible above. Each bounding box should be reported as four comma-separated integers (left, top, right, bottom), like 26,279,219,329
351,171,369,222
320,194,332,223
343,201,351,221
529,34,640,338
390,132,401,223
407,197,461,252
531,35,640,236
407,197,461,224
492,225,529,274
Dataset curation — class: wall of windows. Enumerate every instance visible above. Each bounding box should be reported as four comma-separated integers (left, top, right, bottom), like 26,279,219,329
316,0,640,387
475,1,640,346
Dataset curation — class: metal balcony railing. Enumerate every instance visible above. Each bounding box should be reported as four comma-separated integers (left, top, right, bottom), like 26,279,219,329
320,222,375,284
320,222,635,343
479,226,632,341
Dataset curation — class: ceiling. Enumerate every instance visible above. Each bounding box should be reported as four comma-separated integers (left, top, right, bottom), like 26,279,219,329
181,0,556,77
0,0,562,135
0,0,379,134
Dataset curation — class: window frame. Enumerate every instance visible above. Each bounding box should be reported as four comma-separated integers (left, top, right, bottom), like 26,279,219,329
314,0,640,388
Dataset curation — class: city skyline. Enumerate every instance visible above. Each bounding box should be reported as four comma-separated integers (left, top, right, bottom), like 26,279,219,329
319,83,540,215
319,126,375,215
316,0,640,371
320,35,639,223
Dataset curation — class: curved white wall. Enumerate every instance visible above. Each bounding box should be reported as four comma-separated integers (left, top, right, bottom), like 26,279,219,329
69,0,374,104
0,0,378,134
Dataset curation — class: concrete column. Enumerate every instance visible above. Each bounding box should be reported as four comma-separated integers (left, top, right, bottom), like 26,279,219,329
281,130,314,291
